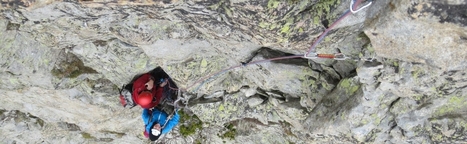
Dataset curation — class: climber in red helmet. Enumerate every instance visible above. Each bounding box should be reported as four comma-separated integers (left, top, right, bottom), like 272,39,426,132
132,73,168,109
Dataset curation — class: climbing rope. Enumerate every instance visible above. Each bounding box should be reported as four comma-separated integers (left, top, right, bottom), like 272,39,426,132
305,0,372,57
168,0,374,106
187,55,304,92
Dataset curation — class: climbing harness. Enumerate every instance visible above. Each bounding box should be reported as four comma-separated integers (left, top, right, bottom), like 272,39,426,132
126,1,376,140
168,89,189,109
146,109,173,130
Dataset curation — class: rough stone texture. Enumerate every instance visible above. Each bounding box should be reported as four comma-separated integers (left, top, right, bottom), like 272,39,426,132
0,0,466,143
364,0,467,71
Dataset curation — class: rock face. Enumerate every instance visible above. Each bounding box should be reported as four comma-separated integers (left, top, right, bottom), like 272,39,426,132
365,0,467,71
0,0,466,143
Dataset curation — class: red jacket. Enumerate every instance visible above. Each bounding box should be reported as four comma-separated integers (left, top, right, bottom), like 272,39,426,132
132,73,163,109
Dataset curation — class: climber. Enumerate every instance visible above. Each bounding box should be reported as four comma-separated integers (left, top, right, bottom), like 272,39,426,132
142,108,180,141
132,73,168,109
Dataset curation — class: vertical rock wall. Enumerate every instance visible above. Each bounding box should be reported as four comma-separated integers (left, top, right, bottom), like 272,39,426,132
0,0,466,143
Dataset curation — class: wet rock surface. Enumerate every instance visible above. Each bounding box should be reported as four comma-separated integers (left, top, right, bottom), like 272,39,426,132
0,0,466,143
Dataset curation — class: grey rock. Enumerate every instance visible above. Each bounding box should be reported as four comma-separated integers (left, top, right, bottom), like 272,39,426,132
364,0,467,71
0,0,466,143
247,96,264,108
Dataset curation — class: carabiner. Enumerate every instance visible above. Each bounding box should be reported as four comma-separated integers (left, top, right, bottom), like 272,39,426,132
303,52,318,59
350,0,373,13
334,53,348,60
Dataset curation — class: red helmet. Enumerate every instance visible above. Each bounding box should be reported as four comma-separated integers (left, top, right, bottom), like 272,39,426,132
136,91,153,106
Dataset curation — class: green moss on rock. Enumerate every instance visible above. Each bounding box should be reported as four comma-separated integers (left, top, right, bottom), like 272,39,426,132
434,95,467,117
311,0,341,22
259,22,270,28
220,123,236,139
100,130,125,138
267,0,280,9
0,109,5,116
339,78,360,95
51,54,97,78
98,138,114,142
6,21,20,30
12,110,28,123
179,111,203,137
35,117,45,127
280,121,295,137
81,132,95,139
280,25,290,34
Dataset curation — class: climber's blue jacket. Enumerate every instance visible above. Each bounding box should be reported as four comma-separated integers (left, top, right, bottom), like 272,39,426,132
142,108,180,135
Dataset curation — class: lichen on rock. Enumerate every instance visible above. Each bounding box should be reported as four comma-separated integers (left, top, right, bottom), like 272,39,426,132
0,0,467,143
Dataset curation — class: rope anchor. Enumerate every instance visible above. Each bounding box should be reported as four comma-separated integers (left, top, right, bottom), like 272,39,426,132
333,53,348,60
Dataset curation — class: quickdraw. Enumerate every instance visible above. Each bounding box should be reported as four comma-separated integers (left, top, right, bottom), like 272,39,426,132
161,0,375,105
303,52,349,60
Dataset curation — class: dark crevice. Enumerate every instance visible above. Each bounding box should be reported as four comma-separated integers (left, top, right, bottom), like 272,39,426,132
268,89,288,100
256,95,269,105
242,47,308,67
460,35,467,41
388,97,401,111
375,82,381,89
297,5,313,15
411,62,424,65
362,60,383,67
252,88,308,111
388,119,398,132
321,19,329,28
187,96,223,107
1,110,46,127
438,84,467,96
117,39,138,47
282,97,309,112
364,129,380,142
429,113,467,121
400,127,406,137
290,30,315,42
14,10,29,24
394,64,399,73
308,60,325,73
92,40,108,47
253,89,270,104
57,122,81,131
329,65,343,80
442,70,459,76
416,100,432,110
347,68,358,78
